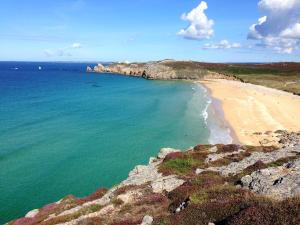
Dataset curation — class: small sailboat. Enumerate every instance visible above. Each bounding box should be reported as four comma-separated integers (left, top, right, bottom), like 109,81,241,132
38,66,42,70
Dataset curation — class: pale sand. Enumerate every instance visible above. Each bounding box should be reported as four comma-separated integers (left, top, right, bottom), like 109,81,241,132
199,79,300,146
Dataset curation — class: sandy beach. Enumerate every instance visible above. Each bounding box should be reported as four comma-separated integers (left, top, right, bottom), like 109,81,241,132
200,79,300,146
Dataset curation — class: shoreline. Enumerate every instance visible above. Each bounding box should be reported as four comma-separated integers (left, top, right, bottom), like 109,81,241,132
199,79,300,146
197,82,238,145
206,86,240,144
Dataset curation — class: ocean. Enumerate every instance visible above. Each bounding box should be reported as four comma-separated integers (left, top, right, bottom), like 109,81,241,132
0,62,230,223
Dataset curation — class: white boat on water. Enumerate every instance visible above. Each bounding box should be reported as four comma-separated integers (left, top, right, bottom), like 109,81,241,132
38,66,42,70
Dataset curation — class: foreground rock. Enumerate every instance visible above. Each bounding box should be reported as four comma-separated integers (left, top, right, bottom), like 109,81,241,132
241,159,300,199
8,131,300,225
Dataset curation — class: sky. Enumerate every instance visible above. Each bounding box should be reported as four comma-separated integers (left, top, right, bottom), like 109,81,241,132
0,0,299,62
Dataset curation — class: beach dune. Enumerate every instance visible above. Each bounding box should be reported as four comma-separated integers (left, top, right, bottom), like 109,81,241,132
200,79,300,146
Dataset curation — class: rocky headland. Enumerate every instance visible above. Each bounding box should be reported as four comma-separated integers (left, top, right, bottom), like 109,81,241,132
8,131,300,225
87,60,241,81
87,61,300,96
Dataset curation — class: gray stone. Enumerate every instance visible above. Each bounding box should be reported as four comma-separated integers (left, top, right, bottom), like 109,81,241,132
196,168,205,174
205,149,244,164
141,215,153,225
25,209,39,218
151,176,185,193
209,146,218,153
241,159,300,199
240,175,252,187
205,144,300,176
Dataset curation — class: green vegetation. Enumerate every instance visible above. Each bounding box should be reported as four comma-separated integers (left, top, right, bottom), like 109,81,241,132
159,157,198,175
190,189,209,204
266,155,299,168
206,63,300,95
163,61,300,94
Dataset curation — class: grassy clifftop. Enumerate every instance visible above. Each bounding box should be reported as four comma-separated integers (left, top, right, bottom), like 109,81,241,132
89,61,300,95
204,62,300,95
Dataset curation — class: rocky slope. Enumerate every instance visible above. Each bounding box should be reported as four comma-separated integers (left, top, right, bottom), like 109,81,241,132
8,131,300,225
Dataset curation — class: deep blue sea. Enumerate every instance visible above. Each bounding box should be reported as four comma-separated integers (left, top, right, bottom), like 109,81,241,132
0,62,228,223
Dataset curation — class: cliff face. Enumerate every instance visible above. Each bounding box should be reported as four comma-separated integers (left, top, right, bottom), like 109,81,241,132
88,60,240,81
9,131,300,225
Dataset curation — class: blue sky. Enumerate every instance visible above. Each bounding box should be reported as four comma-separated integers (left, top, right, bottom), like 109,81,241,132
0,0,299,62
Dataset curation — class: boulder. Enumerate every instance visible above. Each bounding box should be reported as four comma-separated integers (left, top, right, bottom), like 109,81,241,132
141,215,153,225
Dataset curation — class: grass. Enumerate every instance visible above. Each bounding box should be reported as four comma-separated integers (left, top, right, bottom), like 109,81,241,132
166,61,300,95
190,190,209,204
159,156,200,175
153,218,170,225
265,155,299,168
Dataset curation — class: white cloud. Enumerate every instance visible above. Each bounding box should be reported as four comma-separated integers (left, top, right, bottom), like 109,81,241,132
44,43,82,57
280,23,300,39
178,1,214,40
248,0,300,54
259,36,299,54
71,43,82,49
258,0,300,11
203,40,242,49
248,16,267,39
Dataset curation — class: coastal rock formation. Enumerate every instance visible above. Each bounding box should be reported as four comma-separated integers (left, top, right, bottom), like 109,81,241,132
87,60,241,81
87,61,300,95
8,132,300,225
241,159,300,199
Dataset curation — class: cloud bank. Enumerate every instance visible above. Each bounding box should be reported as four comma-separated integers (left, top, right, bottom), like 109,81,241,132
203,40,241,49
249,0,300,54
178,1,214,40
44,43,82,57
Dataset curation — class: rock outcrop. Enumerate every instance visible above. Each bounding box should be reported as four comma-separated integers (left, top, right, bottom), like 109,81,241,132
7,131,300,225
241,159,300,199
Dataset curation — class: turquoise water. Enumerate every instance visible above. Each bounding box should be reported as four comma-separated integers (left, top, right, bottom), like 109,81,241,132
0,62,210,223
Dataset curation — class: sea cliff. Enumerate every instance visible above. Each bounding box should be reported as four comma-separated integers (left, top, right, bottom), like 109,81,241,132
8,131,300,225
87,60,241,81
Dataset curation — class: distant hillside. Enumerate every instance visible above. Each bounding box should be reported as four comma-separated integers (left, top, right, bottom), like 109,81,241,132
88,61,300,95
